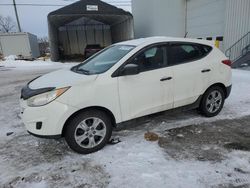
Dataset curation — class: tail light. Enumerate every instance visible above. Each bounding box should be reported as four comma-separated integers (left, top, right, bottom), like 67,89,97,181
222,60,232,67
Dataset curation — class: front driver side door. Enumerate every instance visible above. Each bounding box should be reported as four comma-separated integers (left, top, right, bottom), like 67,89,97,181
116,44,174,122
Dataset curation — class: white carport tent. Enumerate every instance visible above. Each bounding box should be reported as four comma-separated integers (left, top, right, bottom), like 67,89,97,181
48,0,134,61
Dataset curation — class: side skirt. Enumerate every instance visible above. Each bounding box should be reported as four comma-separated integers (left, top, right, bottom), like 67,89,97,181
115,95,203,130
28,131,61,139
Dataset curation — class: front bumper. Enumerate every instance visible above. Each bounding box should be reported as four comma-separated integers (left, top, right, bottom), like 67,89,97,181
20,99,78,137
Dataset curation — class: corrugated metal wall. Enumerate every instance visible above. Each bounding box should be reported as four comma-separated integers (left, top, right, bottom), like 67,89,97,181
187,0,226,51
224,0,250,51
187,0,226,38
132,0,186,38
132,0,250,55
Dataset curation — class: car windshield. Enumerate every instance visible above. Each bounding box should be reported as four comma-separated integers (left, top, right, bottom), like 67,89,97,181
72,45,135,75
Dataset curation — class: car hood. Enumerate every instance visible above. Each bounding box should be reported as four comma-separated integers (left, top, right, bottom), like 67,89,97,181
29,68,98,89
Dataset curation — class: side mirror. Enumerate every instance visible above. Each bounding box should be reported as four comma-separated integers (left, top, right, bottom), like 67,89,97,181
121,64,139,76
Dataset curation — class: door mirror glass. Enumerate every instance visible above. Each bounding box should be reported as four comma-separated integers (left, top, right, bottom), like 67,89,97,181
121,64,139,76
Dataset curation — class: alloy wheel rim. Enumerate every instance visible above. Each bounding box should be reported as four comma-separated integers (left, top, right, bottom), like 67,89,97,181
74,117,107,149
206,90,222,113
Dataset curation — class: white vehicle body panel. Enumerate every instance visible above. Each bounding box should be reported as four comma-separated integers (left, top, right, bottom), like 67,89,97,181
20,37,232,136
118,67,174,121
29,69,98,89
172,57,210,108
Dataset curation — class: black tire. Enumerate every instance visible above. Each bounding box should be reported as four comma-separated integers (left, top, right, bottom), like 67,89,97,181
65,110,113,154
199,86,225,117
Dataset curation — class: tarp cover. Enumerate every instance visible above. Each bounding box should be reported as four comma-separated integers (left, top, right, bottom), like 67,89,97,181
48,0,134,61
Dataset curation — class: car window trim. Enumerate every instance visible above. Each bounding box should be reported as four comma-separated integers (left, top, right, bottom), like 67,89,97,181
112,42,169,78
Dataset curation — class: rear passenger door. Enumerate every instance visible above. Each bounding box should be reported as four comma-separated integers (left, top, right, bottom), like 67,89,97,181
169,42,212,108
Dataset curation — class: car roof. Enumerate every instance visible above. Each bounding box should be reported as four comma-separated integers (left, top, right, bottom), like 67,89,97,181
116,36,214,47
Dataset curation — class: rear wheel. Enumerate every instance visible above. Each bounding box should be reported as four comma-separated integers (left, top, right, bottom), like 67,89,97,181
65,110,112,154
200,86,225,117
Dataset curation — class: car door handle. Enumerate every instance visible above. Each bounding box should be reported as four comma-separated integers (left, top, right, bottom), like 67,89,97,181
201,69,211,73
160,77,172,81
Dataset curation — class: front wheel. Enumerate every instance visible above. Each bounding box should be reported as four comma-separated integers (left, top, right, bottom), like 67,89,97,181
65,110,113,154
200,86,225,117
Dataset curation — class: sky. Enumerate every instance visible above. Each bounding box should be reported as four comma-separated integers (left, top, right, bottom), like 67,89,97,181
0,0,131,38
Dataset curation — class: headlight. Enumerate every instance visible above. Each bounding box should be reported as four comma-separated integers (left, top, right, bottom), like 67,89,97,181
27,87,70,107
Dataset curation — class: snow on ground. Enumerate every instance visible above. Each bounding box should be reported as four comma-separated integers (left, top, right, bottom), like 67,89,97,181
0,58,78,70
0,60,250,187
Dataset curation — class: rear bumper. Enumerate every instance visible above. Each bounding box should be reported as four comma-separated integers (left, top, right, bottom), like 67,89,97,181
226,85,232,98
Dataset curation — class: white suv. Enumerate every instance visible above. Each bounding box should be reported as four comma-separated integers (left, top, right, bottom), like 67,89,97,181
20,37,232,154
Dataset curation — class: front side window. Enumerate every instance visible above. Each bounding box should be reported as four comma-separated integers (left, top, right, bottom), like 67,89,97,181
72,45,135,75
169,43,202,65
130,46,166,72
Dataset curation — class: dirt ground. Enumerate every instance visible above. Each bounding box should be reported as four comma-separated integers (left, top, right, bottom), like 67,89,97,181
159,116,250,162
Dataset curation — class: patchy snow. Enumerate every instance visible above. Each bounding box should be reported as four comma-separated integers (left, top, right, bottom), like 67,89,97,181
0,59,78,70
14,181,48,188
226,69,250,117
4,55,18,61
91,131,250,188
0,61,250,187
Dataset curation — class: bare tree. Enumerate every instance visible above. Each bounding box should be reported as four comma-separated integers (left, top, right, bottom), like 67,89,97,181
38,37,50,56
0,15,16,33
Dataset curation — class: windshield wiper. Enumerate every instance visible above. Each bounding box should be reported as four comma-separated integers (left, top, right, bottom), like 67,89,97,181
79,69,90,74
73,67,90,75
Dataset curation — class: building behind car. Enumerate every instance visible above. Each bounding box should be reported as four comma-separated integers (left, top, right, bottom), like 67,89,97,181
48,0,134,61
132,0,250,67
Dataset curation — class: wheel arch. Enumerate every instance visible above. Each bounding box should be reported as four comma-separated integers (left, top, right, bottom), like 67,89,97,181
204,83,228,98
62,106,116,137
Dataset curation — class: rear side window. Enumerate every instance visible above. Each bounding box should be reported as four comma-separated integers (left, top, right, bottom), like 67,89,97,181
199,45,213,56
169,43,212,65
169,44,201,65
